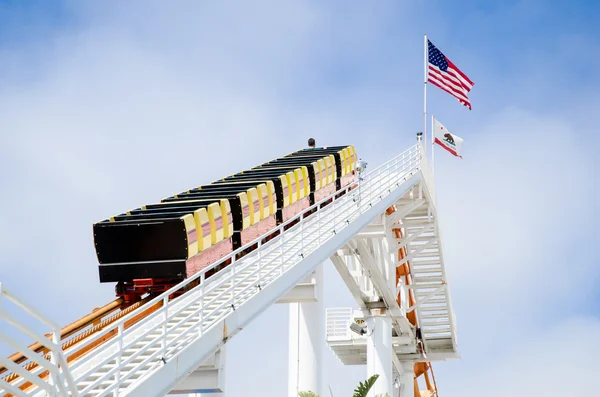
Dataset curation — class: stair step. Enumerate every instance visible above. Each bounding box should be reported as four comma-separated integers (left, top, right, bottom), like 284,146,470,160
420,313,448,319
412,276,444,283
421,320,450,326
392,236,433,244
412,268,442,275
404,249,439,258
406,239,438,247
414,292,446,299
417,297,446,304
410,260,441,267
418,304,448,311
411,284,445,290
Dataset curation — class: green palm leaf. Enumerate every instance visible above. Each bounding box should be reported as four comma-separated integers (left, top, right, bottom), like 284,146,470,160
353,374,379,397
298,391,320,397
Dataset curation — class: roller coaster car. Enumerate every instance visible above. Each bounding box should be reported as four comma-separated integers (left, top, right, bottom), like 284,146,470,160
285,145,357,190
94,198,234,281
252,155,336,204
216,166,309,223
163,186,276,250
92,144,357,306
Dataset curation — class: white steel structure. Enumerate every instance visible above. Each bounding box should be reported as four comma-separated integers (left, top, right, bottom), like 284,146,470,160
0,141,458,397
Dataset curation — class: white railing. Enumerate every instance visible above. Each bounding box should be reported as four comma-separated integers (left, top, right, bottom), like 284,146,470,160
4,143,424,396
325,308,353,341
0,283,79,397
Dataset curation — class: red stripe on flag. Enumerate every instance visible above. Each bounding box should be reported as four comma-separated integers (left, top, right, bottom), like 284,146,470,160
428,53,474,110
446,58,474,87
428,67,469,101
428,78,472,110
434,137,462,158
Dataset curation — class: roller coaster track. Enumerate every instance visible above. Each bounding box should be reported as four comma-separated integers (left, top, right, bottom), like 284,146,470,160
0,143,458,396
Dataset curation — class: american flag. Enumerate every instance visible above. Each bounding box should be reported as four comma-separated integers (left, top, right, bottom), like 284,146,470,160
428,39,475,110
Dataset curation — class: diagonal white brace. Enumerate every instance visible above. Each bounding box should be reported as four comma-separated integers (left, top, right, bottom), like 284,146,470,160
396,238,438,268
350,240,412,337
395,224,435,251
407,285,447,312
385,199,425,226
330,253,371,309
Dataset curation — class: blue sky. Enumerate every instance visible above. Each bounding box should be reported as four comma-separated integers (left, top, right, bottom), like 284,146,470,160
0,1,599,396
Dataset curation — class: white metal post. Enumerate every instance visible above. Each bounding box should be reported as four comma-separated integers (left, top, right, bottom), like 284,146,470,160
398,361,415,397
366,314,393,397
431,114,435,176
423,34,428,157
114,323,123,397
49,328,60,395
288,264,323,397
365,225,396,397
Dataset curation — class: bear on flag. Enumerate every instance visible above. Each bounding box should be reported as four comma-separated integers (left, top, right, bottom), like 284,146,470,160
433,118,463,158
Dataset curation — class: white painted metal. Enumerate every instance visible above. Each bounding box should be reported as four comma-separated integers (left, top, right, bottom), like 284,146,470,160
330,253,379,313
325,307,451,363
0,283,79,397
348,239,413,337
276,271,318,304
325,308,353,342
168,348,225,394
398,362,414,397
366,315,393,397
288,264,323,397
1,144,423,397
326,158,459,362
390,176,457,356
324,142,458,396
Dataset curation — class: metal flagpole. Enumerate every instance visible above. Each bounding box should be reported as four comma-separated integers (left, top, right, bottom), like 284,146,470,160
423,34,428,156
431,114,435,175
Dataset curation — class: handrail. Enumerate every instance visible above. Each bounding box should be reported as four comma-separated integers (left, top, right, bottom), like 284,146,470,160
68,143,420,394
68,143,422,349
0,298,123,376
2,143,423,396
0,283,79,397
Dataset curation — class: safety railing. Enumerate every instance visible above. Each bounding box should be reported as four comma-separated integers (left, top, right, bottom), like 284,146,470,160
325,308,353,341
5,143,423,396
0,283,79,397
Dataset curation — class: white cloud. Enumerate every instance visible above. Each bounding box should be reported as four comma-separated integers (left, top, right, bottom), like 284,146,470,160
438,106,597,302
441,316,600,396
0,2,598,396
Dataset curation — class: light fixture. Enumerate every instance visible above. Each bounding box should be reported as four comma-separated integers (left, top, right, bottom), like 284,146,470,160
355,159,368,174
349,322,366,336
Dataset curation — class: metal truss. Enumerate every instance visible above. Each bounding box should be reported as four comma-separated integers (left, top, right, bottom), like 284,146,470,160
1,144,427,397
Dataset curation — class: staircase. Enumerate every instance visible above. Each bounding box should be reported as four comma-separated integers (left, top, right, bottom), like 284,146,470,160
391,170,458,358
324,149,459,368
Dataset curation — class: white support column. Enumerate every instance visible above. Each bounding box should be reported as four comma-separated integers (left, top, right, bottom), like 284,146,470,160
366,313,393,397
288,263,323,397
398,362,415,397
365,222,397,397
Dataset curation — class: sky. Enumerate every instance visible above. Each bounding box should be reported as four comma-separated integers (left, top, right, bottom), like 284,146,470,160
0,0,599,396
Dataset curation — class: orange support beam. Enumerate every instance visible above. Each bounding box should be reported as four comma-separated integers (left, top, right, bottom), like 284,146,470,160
386,205,438,397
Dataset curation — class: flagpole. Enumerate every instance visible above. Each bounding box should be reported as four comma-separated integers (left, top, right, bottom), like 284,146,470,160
431,113,435,175
423,34,428,157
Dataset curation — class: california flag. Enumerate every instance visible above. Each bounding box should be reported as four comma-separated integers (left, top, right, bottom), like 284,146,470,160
433,118,463,158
